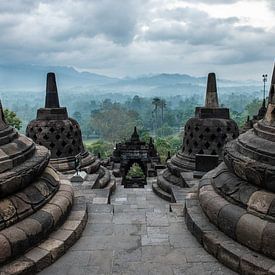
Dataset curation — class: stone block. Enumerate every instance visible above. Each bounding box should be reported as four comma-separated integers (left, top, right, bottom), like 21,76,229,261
0,256,35,274
39,238,64,261
25,247,51,271
16,218,43,246
236,213,267,252
248,191,274,215
240,253,274,275
42,203,63,227
217,204,245,240
50,229,75,250
1,227,29,257
217,242,241,272
204,196,230,227
262,222,275,258
0,233,12,263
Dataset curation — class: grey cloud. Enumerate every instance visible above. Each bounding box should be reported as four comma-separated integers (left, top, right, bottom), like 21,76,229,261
0,0,274,79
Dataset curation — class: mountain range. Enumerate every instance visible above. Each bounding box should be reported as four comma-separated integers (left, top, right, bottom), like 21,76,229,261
0,64,261,97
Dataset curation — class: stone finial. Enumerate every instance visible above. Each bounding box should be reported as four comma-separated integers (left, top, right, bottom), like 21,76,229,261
45,72,60,108
131,126,140,142
0,100,7,128
264,64,275,124
205,73,219,108
268,63,275,105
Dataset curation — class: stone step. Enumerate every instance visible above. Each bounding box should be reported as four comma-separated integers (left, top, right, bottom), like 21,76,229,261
152,182,172,202
171,185,188,204
0,194,88,274
185,191,275,275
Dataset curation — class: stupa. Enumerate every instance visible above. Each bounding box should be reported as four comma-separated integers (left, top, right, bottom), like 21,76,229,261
185,63,275,273
0,100,86,272
241,98,267,133
26,73,110,187
155,73,239,200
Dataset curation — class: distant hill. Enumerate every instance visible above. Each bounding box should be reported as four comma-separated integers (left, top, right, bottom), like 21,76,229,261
0,64,261,97
0,64,118,90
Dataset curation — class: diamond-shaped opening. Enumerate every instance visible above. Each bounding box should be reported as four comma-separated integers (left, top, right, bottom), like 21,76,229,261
187,125,191,130
188,148,192,154
72,140,76,145
49,127,55,133
193,141,198,147
62,140,67,147
198,149,204,154
227,127,231,132
38,127,43,132
199,134,203,140
211,150,217,155
29,127,33,132
68,147,73,154
56,134,61,140
205,142,210,149
217,127,221,132
70,126,73,131
210,134,216,141
49,142,55,148
217,142,222,148
205,127,210,133
66,133,71,138
186,139,189,145
190,133,194,138
74,132,78,137
182,147,185,151
222,134,227,140
232,134,236,139
56,150,62,157
43,134,49,140
33,134,37,140
194,126,199,132
61,127,65,132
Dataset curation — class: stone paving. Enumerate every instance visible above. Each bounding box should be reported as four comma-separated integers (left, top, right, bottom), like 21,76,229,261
41,178,235,275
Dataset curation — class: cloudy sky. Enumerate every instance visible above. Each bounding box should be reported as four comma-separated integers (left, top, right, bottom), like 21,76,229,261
0,0,274,80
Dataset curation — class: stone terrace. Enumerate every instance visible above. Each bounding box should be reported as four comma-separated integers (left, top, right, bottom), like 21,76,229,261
41,177,234,274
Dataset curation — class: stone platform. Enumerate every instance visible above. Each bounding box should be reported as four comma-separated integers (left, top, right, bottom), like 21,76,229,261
185,188,275,274
40,177,233,274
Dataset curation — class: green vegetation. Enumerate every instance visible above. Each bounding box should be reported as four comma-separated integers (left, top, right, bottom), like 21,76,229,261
85,140,113,158
126,163,145,179
2,90,265,161
4,109,22,130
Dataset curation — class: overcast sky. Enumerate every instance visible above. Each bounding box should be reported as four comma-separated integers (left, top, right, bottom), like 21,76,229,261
0,0,274,80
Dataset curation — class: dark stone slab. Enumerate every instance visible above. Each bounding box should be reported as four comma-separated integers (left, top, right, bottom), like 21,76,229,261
218,204,245,240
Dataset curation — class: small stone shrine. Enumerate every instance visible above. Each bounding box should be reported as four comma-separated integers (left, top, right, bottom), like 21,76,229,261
0,100,86,272
111,127,160,186
26,73,110,187
155,73,239,200
241,98,267,133
185,63,275,273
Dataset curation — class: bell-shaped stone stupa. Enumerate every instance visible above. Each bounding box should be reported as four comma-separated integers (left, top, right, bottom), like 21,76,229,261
185,63,275,273
26,73,110,187
154,73,239,200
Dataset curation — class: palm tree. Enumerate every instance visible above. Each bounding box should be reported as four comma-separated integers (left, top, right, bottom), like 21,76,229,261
152,97,161,130
159,99,166,128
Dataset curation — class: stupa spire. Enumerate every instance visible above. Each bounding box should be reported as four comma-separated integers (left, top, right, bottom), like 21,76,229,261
131,126,140,142
45,72,60,108
264,64,275,124
205,73,219,108
0,100,7,129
